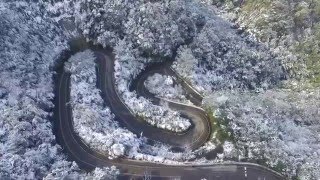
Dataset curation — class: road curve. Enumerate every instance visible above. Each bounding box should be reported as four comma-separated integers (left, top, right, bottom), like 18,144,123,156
130,61,211,150
53,40,285,179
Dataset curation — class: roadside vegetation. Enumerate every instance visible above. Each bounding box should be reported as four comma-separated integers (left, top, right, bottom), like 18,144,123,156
204,108,234,144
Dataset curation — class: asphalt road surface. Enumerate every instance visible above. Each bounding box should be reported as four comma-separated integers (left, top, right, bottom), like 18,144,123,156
53,40,285,180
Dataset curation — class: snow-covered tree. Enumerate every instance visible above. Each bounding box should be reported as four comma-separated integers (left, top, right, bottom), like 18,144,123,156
144,73,189,104
172,46,198,79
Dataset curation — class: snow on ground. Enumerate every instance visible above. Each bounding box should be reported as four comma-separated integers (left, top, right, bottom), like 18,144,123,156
114,40,191,133
144,73,190,104
203,89,320,178
66,50,193,162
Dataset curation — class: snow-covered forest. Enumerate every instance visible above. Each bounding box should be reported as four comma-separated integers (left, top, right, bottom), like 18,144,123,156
1,0,319,179
0,1,120,179
172,17,287,94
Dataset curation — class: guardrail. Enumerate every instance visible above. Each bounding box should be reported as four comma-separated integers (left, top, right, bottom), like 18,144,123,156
169,67,203,98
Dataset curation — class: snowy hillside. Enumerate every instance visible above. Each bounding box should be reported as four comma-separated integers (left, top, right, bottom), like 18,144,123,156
0,0,319,179
66,50,197,163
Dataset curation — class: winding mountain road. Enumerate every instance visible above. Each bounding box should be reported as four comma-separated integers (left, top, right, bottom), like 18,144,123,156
53,41,285,180
95,50,210,150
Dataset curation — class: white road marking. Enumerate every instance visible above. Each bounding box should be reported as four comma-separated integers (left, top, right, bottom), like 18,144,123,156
244,166,247,177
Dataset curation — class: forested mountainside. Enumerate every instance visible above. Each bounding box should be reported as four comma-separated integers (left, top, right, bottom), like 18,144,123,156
0,0,319,179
